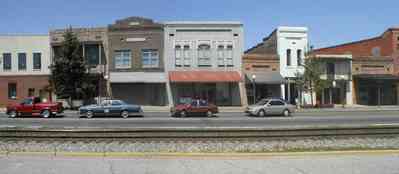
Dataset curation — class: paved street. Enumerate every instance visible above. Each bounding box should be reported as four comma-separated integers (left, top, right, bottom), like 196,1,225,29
1,151,399,174
1,110,399,129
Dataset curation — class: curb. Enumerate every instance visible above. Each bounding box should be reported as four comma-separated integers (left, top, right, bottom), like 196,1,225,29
2,149,399,158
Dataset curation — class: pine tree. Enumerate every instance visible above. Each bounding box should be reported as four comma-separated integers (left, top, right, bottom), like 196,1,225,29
49,27,89,101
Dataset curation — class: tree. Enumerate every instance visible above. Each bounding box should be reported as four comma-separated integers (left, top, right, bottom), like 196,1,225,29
49,27,90,102
295,57,332,107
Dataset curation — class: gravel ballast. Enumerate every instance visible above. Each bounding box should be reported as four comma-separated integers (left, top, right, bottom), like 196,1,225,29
1,136,399,153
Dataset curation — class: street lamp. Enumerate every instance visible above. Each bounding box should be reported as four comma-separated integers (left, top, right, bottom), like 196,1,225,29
252,74,256,104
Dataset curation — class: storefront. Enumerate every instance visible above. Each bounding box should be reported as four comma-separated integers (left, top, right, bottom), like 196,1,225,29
169,71,243,106
109,72,168,106
245,72,285,105
354,75,399,105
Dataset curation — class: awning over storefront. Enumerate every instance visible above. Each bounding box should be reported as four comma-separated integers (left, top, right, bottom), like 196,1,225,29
245,72,286,84
353,74,399,80
169,71,242,83
110,72,167,83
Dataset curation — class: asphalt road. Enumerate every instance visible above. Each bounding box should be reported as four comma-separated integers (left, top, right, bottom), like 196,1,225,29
1,110,399,129
1,152,399,174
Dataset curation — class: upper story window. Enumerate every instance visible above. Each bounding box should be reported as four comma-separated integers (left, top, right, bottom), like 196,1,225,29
18,53,26,71
141,49,159,68
286,49,291,66
183,45,191,67
85,44,100,66
226,45,233,67
3,53,11,71
372,47,381,56
198,44,211,67
297,49,302,65
217,45,224,67
114,50,131,69
326,62,335,75
175,45,182,67
33,53,41,70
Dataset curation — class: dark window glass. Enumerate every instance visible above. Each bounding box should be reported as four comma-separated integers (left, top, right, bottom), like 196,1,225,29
270,100,285,106
8,83,17,99
297,49,302,65
18,53,26,70
33,53,41,70
327,63,335,75
112,100,123,106
286,49,291,66
3,53,11,70
28,88,35,97
85,45,100,66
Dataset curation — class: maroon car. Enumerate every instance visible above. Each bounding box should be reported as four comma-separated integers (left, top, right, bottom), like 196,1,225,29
170,98,218,117
6,97,63,118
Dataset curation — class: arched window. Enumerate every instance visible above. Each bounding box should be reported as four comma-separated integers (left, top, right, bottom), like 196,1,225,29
297,49,302,66
217,45,224,67
183,45,190,67
286,49,291,66
175,45,182,67
198,44,211,67
226,45,233,67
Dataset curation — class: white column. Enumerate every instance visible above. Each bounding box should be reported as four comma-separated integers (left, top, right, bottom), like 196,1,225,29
166,81,174,107
280,84,286,100
346,80,353,105
239,82,248,106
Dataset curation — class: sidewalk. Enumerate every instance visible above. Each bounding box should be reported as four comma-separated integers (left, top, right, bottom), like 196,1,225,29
298,105,399,113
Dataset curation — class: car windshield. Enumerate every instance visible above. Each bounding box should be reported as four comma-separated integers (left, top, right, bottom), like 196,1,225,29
179,97,193,104
255,99,269,106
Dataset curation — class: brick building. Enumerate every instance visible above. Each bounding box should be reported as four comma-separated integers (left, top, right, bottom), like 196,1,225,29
313,27,399,105
0,35,51,107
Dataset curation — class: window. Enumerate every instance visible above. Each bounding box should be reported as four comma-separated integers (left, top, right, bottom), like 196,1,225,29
286,49,291,66
175,45,182,67
85,45,100,66
28,88,35,97
33,53,41,70
8,83,16,99
141,49,159,68
22,98,33,105
327,63,335,75
183,45,191,67
297,49,302,65
217,45,224,67
111,100,123,106
226,45,233,67
198,44,211,67
114,50,131,69
18,53,26,70
270,100,285,106
372,47,381,56
3,53,11,71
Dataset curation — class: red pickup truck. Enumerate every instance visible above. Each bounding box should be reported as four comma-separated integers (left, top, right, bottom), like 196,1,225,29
6,97,63,118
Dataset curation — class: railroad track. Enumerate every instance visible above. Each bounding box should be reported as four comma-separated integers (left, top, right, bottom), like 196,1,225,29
1,125,399,139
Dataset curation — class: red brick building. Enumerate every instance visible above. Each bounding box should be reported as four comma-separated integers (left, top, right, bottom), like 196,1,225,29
313,28,399,105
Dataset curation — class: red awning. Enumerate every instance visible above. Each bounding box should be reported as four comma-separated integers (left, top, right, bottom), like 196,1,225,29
169,71,242,83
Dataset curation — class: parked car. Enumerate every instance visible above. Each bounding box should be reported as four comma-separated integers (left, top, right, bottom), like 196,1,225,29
78,99,142,118
6,97,63,118
245,98,295,117
171,98,218,117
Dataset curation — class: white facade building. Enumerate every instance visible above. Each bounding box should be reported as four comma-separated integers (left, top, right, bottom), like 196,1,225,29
276,27,308,103
163,22,247,106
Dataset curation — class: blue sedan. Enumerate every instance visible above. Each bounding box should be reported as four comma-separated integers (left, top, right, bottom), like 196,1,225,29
78,100,143,118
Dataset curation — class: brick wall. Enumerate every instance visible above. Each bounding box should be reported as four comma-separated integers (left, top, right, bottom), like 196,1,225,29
242,54,280,73
0,75,49,107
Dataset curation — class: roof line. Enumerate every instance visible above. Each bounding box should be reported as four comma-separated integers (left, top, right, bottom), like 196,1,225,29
313,36,381,52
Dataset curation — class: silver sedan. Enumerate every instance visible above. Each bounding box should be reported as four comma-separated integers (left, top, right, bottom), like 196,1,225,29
245,98,296,117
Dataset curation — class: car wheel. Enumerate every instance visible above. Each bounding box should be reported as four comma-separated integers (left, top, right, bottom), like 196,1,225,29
121,110,129,119
8,110,17,118
41,110,51,118
257,110,266,117
283,109,291,117
86,111,93,119
206,110,213,117
180,110,187,118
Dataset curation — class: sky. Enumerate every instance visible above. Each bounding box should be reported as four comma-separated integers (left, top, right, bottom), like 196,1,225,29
1,0,398,50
